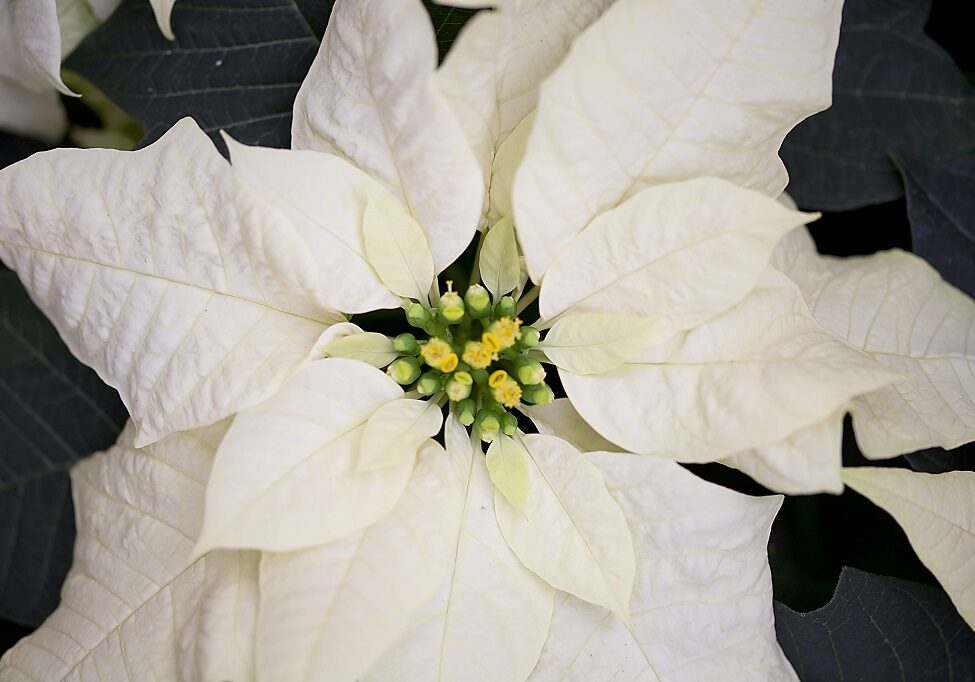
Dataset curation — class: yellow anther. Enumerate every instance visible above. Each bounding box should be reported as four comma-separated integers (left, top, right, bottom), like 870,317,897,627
488,370,508,388
481,332,500,354
462,341,494,370
441,353,459,373
488,317,522,350
420,338,452,369
492,377,523,408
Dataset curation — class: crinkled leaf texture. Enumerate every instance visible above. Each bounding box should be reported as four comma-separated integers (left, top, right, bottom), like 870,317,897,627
0,269,127,626
292,0,482,273
775,567,975,681
66,0,333,150
194,359,412,555
365,417,554,682
0,423,260,682
0,118,340,447
781,0,975,210
778,235,975,459
563,272,900,462
531,452,795,681
514,0,842,280
843,467,975,630
256,440,462,682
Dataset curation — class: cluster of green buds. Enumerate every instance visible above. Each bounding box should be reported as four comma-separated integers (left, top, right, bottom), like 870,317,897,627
385,281,554,442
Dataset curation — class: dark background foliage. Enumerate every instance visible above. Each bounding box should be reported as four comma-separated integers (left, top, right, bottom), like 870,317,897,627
0,0,973,677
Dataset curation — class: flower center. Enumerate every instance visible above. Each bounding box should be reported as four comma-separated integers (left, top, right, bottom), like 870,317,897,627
384,281,552,442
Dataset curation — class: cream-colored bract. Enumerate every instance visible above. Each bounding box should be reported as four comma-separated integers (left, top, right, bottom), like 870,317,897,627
530,453,795,681
486,433,533,513
291,0,482,273
513,0,843,280
777,234,975,458
843,467,975,630
496,435,635,623
193,359,415,556
561,273,902,462
0,423,260,682
480,216,522,302
256,441,464,682
539,313,659,375
365,418,555,681
0,0,177,141
0,119,341,447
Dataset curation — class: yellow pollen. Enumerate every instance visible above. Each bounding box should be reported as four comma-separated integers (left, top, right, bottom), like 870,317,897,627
493,378,522,408
489,317,522,350
481,332,500,354
488,370,509,388
462,341,494,370
441,353,459,373
420,338,451,369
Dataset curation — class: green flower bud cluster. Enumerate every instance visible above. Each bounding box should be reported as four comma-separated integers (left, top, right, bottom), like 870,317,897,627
384,281,555,442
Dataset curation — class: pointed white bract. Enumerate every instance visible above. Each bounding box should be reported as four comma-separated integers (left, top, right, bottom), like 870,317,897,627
323,331,398,368
437,0,613,199
496,434,635,622
365,417,554,682
530,452,796,681
486,433,532,512
257,440,463,682
194,359,413,555
519,399,619,453
0,423,261,682
514,0,843,280
0,0,71,140
149,0,178,40
538,179,816,337
540,313,659,375
358,398,443,472
723,412,846,495
563,272,901,461
783,249,975,458
480,216,521,302
363,192,435,302
0,119,341,447
843,467,975,630
223,138,400,313
292,0,482,272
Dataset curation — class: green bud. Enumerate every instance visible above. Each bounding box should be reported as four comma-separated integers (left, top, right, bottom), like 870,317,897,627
513,357,546,386
501,412,518,436
522,382,554,406
393,333,420,354
456,399,477,426
406,303,431,328
438,290,465,324
445,371,473,401
387,357,421,385
416,371,442,396
519,326,541,348
475,409,502,443
464,284,492,319
495,295,516,318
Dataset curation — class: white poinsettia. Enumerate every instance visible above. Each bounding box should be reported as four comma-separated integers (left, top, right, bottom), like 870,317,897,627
0,0,177,141
3,0,974,680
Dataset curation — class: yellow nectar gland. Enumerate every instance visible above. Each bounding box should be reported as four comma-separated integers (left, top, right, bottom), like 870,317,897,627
489,317,522,350
463,341,495,370
488,370,509,388
420,338,453,371
441,353,459,373
481,332,501,354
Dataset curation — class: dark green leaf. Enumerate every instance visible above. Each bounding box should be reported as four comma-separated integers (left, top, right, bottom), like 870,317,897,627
65,0,334,151
0,270,127,626
781,0,975,211
775,567,975,681
895,152,975,296
422,1,481,63
906,445,975,474
0,133,50,171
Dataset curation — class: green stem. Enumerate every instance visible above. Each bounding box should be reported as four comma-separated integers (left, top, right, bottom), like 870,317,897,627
516,285,540,315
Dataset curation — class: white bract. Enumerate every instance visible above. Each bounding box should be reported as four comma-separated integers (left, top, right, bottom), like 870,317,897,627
3,0,975,680
0,0,178,141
